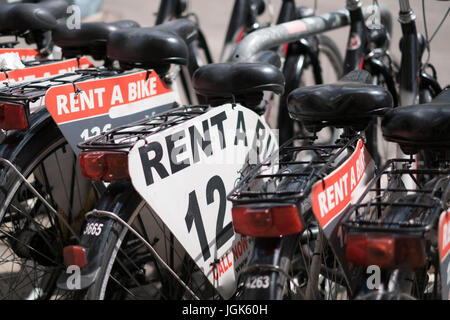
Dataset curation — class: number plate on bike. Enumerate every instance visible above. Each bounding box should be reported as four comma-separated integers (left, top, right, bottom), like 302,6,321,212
439,209,450,300
45,70,176,154
128,104,278,299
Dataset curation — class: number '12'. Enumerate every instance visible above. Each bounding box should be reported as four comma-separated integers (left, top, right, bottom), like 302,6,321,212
185,175,234,261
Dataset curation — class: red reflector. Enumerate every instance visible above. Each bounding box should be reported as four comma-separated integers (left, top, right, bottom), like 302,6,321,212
79,151,129,182
0,103,28,130
232,205,303,237
346,233,425,269
63,245,87,268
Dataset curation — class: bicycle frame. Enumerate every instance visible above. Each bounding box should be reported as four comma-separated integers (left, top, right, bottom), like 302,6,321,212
154,0,213,105
155,0,188,25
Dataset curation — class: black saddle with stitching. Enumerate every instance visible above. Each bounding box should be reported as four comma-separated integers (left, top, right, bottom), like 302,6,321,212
0,0,68,33
287,70,393,131
382,88,450,154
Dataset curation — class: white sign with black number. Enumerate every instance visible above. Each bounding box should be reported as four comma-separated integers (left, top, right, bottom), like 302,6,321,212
128,104,278,299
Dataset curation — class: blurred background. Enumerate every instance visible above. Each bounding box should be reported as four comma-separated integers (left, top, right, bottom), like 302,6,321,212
94,0,449,86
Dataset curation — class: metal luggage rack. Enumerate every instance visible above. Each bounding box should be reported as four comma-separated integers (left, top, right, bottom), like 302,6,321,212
78,105,210,151
0,68,119,102
228,133,362,205
343,157,450,234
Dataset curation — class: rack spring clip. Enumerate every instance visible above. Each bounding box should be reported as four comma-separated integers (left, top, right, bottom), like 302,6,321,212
71,81,83,97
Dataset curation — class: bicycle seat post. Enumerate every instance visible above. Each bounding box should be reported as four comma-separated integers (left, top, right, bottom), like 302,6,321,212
398,0,416,23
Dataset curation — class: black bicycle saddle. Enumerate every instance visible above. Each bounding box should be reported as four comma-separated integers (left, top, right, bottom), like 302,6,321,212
52,20,140,60
287,69,393,131
382,88,450,154
107,19,198,69
192,59,284,109
0,0,69,33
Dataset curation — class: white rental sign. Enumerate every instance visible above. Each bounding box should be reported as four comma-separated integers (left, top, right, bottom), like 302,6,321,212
128,104,278,299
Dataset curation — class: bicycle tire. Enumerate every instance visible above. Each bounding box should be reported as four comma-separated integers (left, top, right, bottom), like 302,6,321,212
82,186,217,300
0,118,94,300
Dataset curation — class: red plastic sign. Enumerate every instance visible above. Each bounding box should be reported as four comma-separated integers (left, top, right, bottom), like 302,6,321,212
311,139,372,229
0,48,42,61
439,209,450,299
440,210,450,262
0,57,93,83
45,70,172,125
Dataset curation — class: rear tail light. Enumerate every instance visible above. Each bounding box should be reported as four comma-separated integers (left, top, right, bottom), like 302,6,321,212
79,151,129,182
63,245,87,268
232,205,303,237
345,233,425,269
0,102,28,130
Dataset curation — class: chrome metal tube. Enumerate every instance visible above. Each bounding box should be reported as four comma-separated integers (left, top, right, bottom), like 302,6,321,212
346,0,362,11
232,4,391,63
398,0,416,23
399,0,412,13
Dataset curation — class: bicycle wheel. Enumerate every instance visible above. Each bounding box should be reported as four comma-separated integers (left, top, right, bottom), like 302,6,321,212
82,184,217,300
301,227,349,300
0,118,95,300
235,222,350,300
277,34,343,145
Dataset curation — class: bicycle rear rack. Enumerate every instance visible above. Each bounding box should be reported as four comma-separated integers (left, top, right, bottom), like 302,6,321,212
77,105,210,151
343,157,450,235
228,133,363,205
0,68,118,102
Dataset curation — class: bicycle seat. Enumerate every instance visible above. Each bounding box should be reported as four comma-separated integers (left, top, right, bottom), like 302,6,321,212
52,20,140,60
107,19,197,69
0,0,68,33
287,70,393,131
36,0,70,19
153,18,198,45
381,88,450,154
192,62,284,107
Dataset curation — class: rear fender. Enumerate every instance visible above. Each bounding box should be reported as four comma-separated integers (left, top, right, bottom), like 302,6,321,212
236,234,300,300
57,180,137,290
0,109,58,218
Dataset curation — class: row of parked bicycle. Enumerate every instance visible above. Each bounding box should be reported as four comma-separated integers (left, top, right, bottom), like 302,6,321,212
0,0,448,300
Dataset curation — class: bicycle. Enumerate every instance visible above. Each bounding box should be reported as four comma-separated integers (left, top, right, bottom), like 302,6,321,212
61,56,286,300
0,0,296,300
0,17,204,299
64,3,386,300
228,68,393,299
343,87,450,299
226,0,447,300
338,0,449,299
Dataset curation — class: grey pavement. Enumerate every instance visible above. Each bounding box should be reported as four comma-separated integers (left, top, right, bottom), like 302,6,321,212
100,0,449,86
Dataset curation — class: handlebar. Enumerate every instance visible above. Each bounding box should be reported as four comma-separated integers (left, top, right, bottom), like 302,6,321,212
232,4,392,62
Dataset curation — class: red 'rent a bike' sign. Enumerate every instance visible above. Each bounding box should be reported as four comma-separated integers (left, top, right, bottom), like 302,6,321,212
0,48,42,61
439,209,450,300
0,57,93,83
45,70,176,154
311,139,373,230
